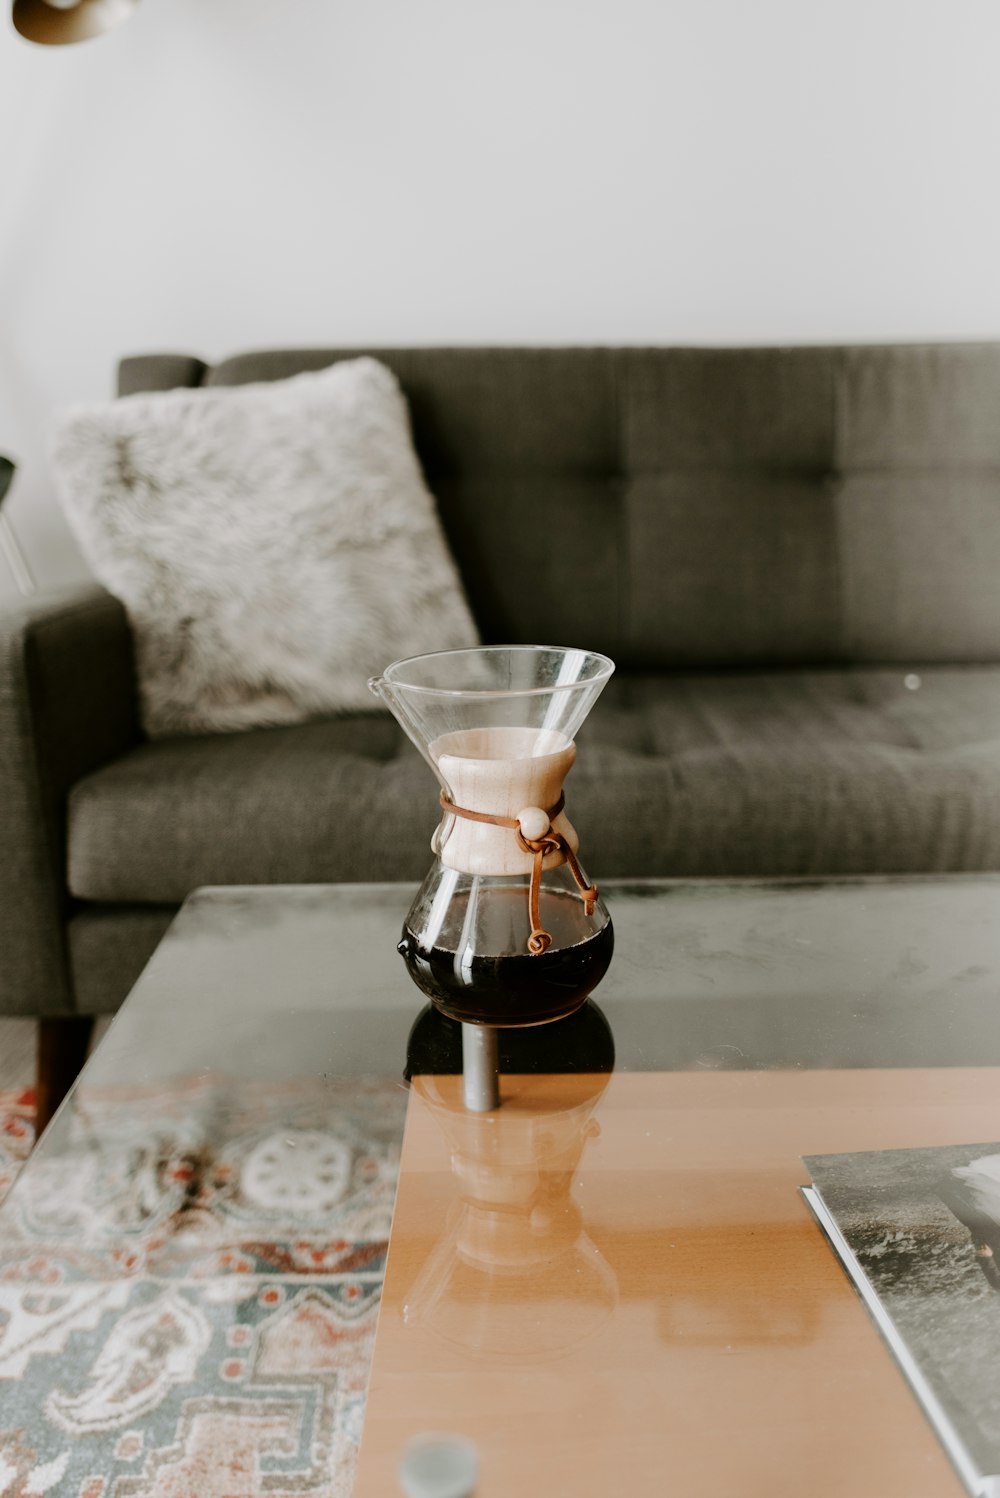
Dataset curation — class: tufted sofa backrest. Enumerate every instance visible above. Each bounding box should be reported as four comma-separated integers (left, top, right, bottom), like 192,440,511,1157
118,344,1000,669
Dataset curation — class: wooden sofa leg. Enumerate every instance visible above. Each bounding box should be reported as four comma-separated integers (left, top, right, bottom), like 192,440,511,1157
35,1016,95,1140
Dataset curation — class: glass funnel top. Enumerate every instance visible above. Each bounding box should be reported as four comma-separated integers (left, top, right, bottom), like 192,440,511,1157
369,645,614,766
378,644,613,696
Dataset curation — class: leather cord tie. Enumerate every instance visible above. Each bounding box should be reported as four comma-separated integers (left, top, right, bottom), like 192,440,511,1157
438,790,598,957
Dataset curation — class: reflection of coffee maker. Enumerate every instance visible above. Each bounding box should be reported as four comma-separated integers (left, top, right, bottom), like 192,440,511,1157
402,1003,618,1357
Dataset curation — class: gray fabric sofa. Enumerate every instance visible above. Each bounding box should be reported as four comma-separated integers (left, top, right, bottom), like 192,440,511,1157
6,343,1000,1039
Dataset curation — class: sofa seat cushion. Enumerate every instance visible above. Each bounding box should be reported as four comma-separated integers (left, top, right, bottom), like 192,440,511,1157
575,667,1000,877
68,715,433,903
68,668,1000,904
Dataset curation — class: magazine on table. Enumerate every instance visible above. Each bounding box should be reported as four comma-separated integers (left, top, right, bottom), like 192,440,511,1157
802,1141,1000,1498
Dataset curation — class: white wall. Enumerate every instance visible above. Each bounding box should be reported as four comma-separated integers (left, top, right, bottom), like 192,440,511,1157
2,0,1000,596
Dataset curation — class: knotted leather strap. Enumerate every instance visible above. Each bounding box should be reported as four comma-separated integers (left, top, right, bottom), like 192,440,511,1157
438,791,598,956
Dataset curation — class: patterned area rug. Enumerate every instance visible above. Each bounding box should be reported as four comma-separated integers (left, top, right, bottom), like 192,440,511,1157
0,1088,35,1209
0,1075,405,1497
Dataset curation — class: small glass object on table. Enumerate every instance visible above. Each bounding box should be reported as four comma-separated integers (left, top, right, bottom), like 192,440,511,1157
369,645,615,1111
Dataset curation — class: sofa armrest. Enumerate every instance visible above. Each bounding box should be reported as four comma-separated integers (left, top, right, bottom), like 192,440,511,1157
0,583,141,1017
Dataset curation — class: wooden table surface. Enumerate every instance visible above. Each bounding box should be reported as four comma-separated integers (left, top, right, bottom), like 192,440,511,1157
354,1067,1000,1497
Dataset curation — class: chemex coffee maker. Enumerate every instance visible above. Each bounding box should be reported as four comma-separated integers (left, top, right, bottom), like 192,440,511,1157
369,645,615,1111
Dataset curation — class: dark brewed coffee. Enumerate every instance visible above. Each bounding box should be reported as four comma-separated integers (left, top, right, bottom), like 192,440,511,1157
398,887,614,1027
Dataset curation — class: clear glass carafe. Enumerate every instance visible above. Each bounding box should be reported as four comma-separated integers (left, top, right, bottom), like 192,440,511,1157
369,645,615,1030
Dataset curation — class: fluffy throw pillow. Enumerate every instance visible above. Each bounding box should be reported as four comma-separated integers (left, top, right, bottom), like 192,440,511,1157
52,358,479,737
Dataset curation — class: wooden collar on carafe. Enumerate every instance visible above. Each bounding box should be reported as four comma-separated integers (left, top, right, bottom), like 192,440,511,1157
438,791,598,956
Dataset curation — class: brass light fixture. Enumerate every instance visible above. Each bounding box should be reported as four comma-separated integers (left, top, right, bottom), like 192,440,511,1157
13,0,138,46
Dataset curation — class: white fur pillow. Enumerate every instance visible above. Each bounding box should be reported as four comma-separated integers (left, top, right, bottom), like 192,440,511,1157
52,358,479,737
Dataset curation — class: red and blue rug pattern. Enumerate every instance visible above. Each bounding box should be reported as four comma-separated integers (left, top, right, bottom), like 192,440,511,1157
0,1088,35,1208
0,1075,405,1497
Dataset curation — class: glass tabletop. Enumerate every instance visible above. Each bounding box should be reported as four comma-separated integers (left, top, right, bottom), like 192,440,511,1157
3,876,1000,1497
43,874,1000,1095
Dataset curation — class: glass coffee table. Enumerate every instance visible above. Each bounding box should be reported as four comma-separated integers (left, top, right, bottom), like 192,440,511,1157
3,877,1000,1497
